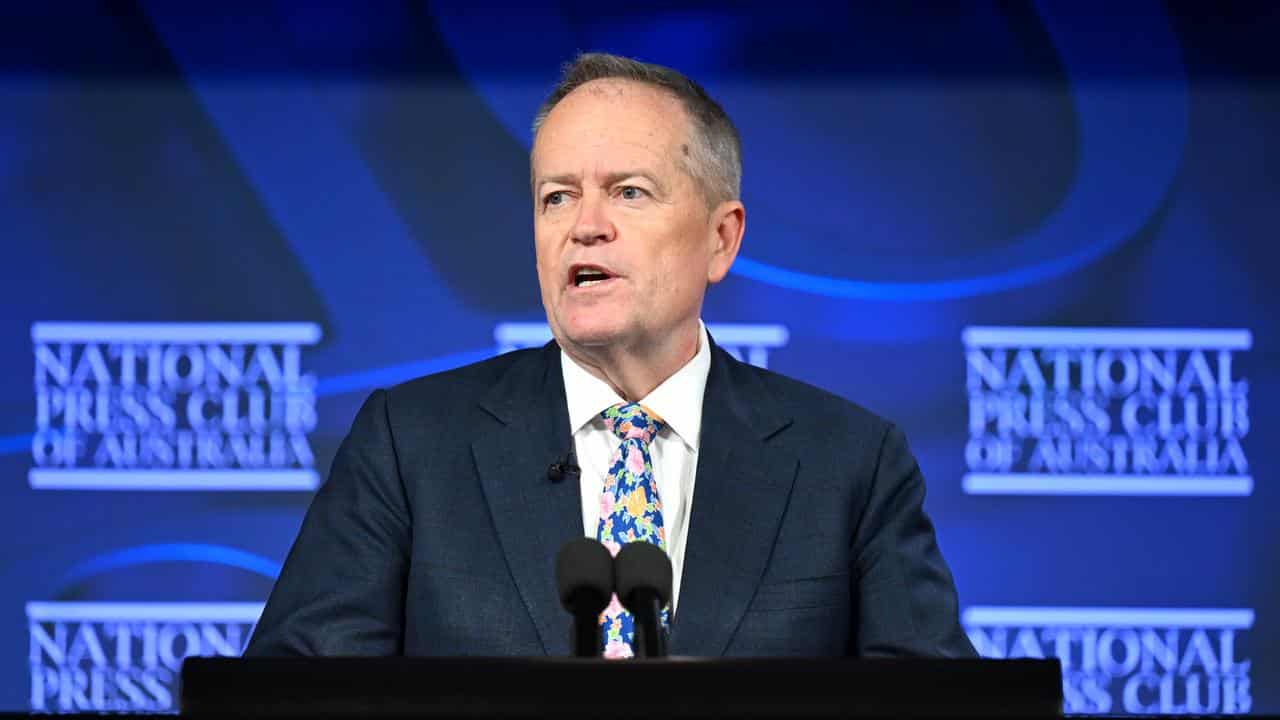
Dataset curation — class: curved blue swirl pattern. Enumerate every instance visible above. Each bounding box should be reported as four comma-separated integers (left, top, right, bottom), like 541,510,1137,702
59,543,282,588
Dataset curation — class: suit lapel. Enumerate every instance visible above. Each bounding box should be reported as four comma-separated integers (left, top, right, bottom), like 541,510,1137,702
472,343,581,656
670,343,797,657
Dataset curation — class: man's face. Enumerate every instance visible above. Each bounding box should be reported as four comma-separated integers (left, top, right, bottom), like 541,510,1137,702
531,79,734,358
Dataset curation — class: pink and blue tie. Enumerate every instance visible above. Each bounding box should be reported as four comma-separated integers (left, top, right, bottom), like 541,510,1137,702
596,402,669,659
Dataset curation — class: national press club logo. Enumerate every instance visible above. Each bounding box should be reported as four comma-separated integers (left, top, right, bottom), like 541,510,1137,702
31,322,322,490
494,322,790,368
962,327,1251,496
27,322,314,712
964,606,1254,714
27,601,262,713
961,326,1258,716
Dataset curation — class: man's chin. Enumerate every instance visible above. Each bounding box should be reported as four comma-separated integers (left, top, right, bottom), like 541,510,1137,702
561,328,623,349
555,318,630,350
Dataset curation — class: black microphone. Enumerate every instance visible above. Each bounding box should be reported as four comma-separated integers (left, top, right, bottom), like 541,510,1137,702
614,542,673,659
547,443,580,483
555,537,614,657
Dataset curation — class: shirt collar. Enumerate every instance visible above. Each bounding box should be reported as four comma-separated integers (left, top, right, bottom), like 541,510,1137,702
561,321,711,451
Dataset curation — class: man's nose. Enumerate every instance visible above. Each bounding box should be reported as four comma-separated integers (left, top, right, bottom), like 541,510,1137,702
570,193,615,245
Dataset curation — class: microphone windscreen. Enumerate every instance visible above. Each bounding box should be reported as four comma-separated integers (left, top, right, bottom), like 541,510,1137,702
555,537,614,615
614,541,673,611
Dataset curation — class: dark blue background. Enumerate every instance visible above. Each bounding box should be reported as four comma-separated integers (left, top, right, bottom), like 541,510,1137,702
2,1,1277,713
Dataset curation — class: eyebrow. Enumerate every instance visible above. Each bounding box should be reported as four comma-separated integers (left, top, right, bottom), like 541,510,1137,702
535,170,668,197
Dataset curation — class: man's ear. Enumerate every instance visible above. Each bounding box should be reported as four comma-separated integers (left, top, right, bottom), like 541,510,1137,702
706,200,745,284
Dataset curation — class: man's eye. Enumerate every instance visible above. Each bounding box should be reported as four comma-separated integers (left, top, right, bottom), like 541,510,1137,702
618,186,645,201
544,191,566,207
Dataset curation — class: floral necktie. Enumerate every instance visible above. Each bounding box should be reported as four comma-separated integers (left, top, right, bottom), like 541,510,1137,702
596,402,669,659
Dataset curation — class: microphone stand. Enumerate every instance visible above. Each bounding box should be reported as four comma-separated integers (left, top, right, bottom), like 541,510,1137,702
572,610,601,658
629,589,667,659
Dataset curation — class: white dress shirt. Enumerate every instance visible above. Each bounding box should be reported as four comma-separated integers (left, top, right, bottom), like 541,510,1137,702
560,322,711,613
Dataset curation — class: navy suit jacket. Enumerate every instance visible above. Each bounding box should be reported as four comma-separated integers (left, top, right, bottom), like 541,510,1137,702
246,339,975,658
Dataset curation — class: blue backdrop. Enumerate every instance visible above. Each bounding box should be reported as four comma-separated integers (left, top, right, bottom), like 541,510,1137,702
3,2,1277,715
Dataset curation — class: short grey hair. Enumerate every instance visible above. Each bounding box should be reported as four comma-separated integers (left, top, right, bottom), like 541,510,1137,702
532,52,742,208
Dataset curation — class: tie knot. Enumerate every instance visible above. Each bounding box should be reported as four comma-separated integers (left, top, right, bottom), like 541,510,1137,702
601,402,664,443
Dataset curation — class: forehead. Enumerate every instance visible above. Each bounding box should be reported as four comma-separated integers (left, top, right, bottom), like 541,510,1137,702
532,79,691,174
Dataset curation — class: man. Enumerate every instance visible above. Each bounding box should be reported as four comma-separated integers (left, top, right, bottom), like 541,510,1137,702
246,53,975,658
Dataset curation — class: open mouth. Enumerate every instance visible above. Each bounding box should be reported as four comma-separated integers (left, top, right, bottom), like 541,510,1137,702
570,265,615,288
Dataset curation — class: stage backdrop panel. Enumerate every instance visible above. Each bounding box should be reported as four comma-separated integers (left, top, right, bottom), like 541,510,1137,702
2,2,1277,715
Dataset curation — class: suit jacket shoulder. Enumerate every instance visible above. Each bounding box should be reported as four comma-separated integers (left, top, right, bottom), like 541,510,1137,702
743,358,893,436
383,346,546,426
718,352,899,484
